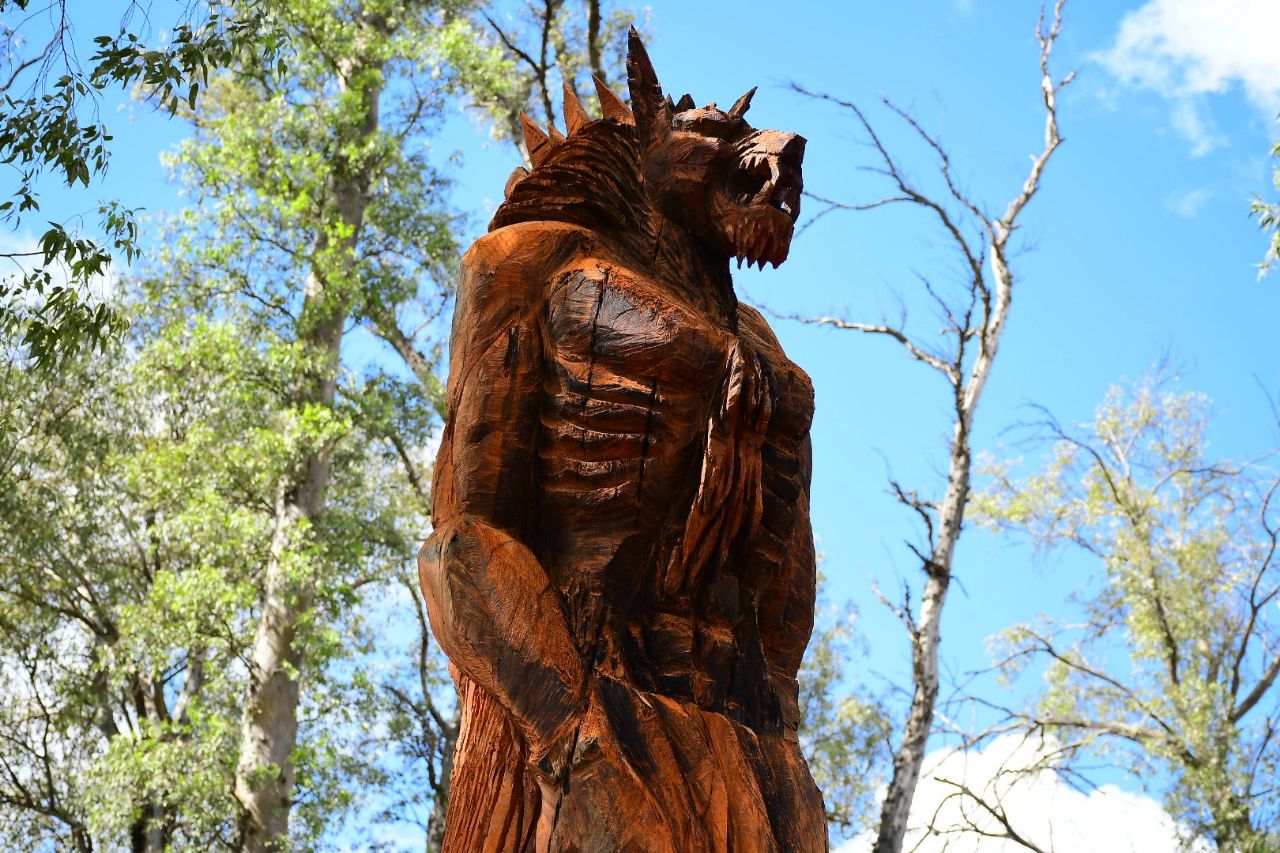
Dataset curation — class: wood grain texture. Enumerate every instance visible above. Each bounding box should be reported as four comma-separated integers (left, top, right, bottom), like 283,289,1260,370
419,29,824,851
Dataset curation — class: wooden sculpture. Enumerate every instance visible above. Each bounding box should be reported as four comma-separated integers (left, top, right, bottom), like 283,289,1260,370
419,29,824,852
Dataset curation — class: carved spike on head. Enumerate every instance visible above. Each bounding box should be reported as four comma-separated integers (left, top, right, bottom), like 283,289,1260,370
626,27,671,149
728,86,757,119
563,80,592,135
547,123,565,144
592,74,634,125
674,93,695,112
520,113,553,166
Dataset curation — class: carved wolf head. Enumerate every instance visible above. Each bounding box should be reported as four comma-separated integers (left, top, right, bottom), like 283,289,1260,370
492,29,806,272
625,29,806,270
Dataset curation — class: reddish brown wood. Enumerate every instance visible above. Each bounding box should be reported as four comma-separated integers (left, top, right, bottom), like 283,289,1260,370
419,29,824,851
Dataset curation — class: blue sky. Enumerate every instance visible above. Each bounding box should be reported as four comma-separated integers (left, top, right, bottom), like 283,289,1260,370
19,0,1280,846
622,0,1280,729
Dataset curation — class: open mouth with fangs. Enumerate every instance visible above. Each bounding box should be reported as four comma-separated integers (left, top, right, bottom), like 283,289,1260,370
727,205,796,270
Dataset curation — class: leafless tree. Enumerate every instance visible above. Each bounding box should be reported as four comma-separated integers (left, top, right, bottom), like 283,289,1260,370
786,4,1074,850
912,726,1087,853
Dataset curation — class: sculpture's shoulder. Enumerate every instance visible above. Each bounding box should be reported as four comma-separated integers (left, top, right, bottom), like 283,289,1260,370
461,221,603,294
452,222,603,346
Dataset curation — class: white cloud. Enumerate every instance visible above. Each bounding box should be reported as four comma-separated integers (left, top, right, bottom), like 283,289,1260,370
1096,0,1280,155
1168,99,1225,158
1165,186,1213,218
834,735,1207,853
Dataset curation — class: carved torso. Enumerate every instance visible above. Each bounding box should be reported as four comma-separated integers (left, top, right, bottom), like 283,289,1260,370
538,244,815,732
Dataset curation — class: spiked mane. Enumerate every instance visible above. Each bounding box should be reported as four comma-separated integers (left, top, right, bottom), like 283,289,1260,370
489,80,656,264
489,112,650,242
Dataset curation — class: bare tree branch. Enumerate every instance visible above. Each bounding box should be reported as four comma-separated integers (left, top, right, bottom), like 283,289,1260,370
779,8,1076,851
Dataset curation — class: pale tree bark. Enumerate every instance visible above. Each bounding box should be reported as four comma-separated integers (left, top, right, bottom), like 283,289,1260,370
789,4,1074,851
232,10,389,851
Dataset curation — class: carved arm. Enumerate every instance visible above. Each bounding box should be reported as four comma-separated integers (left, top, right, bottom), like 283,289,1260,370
419,234,585,761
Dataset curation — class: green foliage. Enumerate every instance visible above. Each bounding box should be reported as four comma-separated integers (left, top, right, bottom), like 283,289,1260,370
89,1,286,115
799,581,894,842
974,378,1280,849
0,322,268,848
0,0,492,846
0,286,449,849
0,1,283,369
1,203,138,365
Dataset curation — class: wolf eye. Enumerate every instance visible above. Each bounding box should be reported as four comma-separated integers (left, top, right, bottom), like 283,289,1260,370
728,159,770,203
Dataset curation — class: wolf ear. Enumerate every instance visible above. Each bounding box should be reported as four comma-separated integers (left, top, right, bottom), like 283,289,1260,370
728,86,756,119
626,27,670,151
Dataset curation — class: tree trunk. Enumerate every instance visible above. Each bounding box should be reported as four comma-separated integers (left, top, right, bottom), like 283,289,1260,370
232,15,385,848
425,704,461,852
130,802,170,853
827,8,1066,845
874,425,971,853
234,497,311,851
